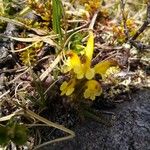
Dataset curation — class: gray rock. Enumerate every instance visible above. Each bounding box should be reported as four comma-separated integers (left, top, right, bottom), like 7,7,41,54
43,89,150,150
0,45,13,67
5,23,17,36
0,46,8,59
0,22,17,65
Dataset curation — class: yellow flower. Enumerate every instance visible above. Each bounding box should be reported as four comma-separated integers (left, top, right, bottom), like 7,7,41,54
62,51,84,79
62,30,95,80
84,80,102,100
94,60,117,79
60,78,76,96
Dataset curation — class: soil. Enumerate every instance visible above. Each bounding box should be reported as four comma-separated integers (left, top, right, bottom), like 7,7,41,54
42,89,150,150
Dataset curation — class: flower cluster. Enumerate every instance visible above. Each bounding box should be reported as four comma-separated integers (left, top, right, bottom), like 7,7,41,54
62,31,95,80
60,30,119,100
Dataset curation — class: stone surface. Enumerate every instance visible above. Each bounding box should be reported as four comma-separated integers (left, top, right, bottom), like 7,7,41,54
0,22,17,66
43,89,150,150
0,46,9,65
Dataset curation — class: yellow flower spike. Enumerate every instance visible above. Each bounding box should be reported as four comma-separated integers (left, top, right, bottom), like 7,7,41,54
60,78,76,96
60,81,68,91
94,60,118,79
62,30,95,80
60,81,68,95
84,80,102,100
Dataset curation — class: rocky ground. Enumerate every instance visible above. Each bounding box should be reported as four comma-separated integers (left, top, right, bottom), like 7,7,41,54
43,89,150,150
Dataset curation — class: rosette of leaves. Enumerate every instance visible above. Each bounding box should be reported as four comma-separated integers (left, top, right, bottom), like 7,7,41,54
0,122,28,146
70,33,85,53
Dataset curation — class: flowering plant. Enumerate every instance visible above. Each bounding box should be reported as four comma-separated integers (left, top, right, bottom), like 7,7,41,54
60,29,120,101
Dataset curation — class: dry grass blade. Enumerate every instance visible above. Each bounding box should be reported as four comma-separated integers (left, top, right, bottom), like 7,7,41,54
0,109,23,122
25,109,75,150
0,108,75,149
0,90,10,99
40,53,62,81
0,16,48,35
0,34,60,50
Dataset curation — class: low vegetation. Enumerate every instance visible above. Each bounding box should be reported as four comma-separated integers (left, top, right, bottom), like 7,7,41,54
0,0,149,149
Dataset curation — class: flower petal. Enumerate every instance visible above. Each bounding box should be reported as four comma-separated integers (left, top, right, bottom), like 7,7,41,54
94,60,117,77
84,80,102,100
85,68,95,80
85,31,94,61
84,89,90,99
60,81,68,91
60,78,76,96
90,95,95,101
66,87,74,96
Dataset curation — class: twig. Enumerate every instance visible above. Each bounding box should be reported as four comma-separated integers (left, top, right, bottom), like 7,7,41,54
34,135,73,150
120,0,129,40
14,41,40,52
0,16,48,35
8,68,30,85
131,21,149,41
0,67,27,74
129,1,150,50
130,1,150,40
15,82,24,98
129,40,150,51
89,10,100,30
0,109,23,122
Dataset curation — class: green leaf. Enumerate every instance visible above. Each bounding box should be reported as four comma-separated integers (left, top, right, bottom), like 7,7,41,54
52,0,63,40
10,124,28,145
70,33,85,52
0,125,9,145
